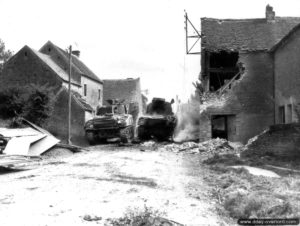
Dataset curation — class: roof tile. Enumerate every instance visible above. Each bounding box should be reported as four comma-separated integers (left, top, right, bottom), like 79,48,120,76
201,17,300,51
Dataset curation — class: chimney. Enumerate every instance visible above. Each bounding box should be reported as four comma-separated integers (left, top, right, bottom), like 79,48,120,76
266,4,275,21
72,50,80,57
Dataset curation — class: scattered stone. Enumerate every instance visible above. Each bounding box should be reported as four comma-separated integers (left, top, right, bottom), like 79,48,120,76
83,214,102,221
141,141,156,147
151,138,242,157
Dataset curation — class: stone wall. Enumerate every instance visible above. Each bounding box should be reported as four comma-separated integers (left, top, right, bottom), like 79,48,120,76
242,123,300,159
46,88,88,145
200,51,275,144
274,28,300,123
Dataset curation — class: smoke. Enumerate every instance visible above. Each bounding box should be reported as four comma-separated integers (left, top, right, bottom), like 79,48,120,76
173,99,200,143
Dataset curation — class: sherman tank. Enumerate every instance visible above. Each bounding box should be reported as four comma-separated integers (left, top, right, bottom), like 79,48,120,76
84,99,134,144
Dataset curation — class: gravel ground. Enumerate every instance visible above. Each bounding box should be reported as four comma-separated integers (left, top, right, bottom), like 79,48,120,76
0,144,230,226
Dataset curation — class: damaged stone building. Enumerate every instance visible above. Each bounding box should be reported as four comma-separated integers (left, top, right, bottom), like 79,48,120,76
199,5,300,143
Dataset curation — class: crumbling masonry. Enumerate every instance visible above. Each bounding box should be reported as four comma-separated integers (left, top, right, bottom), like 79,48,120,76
199,5,300,143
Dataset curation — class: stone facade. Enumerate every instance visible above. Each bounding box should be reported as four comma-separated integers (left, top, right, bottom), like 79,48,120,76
199,5,300,144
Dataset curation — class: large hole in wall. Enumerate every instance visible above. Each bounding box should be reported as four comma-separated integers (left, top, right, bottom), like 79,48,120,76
209,51,239,68
209,72,239,92
208,51,240,92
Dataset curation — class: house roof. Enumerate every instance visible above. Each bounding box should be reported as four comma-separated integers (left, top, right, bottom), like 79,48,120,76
270,23,300,52
201,17,300,52
70,90,94,112
40,41,102,84
102,78,142,105
60,87,93,112
30,48,81,86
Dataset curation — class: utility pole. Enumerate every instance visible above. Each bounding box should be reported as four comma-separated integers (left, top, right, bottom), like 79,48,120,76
68,45,72,144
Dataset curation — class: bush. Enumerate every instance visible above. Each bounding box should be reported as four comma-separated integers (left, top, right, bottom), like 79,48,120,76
0,87,28,118
0,84,55,126
106,205,165,226
23,84,55,126
224,191,293,218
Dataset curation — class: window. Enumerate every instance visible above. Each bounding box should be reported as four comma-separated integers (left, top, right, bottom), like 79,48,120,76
98,89,101,100
279,106,285,124
84,84,87,96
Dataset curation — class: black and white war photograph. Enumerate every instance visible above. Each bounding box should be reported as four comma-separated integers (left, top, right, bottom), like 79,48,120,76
1,0,300,225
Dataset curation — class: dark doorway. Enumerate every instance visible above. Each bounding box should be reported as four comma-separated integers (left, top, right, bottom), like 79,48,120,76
211,115,228,139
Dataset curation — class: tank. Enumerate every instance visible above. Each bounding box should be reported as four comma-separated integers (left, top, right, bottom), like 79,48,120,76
137,98,177,141
84,99,134,144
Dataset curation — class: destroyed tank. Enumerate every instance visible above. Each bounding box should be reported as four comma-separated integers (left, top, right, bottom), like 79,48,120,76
137,98,177,141
84,99,134,144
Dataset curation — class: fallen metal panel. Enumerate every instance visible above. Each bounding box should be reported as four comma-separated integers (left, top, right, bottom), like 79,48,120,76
3,134,46,155
29,135,60,156
0,119,60,156
21,118,53,136
0,127,41,138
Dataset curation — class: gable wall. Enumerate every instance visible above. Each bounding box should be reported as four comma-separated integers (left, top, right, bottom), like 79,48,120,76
0,47,62,90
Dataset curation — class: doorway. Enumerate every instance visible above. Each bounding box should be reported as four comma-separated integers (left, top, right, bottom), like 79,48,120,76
211,115,228,139
211,114,236,140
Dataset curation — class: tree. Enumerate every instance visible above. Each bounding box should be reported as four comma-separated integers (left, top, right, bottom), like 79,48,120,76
0,39,13,74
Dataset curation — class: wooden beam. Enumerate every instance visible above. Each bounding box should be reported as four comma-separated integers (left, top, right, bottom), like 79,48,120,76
208,67,239,73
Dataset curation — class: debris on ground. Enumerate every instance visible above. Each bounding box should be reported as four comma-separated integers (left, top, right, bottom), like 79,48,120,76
0,155,41,168
54,143,86,153
42,147,74,158
144,138,242,157
0,118,59,156
83,214,102,222
158,141,199,153
141,141,156,147
230,165,280,178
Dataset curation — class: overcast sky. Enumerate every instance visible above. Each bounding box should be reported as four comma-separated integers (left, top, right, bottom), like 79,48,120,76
1,0,300,102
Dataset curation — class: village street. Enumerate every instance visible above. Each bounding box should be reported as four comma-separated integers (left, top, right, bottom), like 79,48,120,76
0,145,228,226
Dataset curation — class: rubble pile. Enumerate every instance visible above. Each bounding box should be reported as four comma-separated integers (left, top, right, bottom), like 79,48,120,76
199,138,241,155
159,142,199,153
139,138,243,156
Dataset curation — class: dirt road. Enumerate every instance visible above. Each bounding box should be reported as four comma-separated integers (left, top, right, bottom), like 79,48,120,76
0,145,228,226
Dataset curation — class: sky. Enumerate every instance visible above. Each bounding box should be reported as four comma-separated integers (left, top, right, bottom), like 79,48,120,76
1,0,300,102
